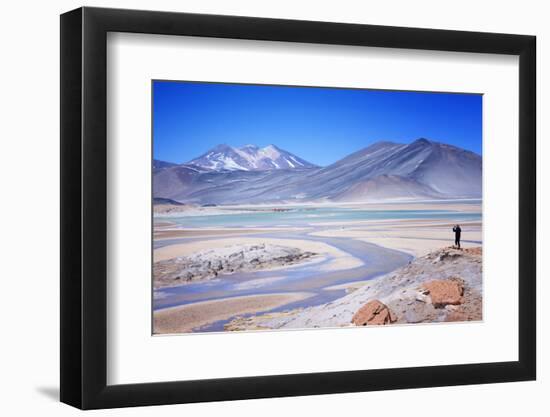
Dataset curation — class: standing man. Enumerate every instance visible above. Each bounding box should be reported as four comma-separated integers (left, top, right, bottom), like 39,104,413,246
453,224,462,249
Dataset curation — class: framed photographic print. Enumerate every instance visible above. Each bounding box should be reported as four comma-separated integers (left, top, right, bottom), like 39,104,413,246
60,7,536,409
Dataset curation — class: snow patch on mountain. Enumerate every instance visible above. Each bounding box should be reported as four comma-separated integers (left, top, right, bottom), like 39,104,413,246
188,144,317,172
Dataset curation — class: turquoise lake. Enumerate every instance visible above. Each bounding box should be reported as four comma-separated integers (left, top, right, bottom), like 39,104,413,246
159,205,482,228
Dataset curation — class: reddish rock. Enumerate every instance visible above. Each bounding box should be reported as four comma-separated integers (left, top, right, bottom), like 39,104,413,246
421,278,464,308
464,247,482,256
351,300,397,326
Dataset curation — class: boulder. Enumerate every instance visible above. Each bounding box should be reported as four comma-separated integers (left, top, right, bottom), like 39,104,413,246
421,278,464,308
351,300,397,326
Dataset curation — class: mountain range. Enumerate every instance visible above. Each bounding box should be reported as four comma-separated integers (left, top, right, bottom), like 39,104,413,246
153,138,482,204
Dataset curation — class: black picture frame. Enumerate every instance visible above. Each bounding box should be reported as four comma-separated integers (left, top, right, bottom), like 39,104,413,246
60,6,536,410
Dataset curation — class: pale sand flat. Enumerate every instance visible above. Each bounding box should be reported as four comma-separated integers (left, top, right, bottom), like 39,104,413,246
358,220,481,229
311,227,481,241
310,220,481,257
153,292,314,334
154,221,178,228
357,237,480,257
154,227,310,241
309,219,481,227
153,237,363,271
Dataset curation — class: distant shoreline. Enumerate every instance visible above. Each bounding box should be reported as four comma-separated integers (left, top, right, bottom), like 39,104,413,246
153,199,482,218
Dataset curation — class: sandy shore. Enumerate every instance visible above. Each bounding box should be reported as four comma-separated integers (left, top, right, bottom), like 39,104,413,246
153,292,314,334
154,221,178,228
310,220,481,257
154,237,363,271
154,226,311,241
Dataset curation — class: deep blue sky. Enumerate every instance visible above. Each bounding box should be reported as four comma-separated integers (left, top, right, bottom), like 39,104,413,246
153,81,482,166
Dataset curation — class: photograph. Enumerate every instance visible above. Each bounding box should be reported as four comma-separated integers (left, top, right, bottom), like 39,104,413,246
151,80,483,335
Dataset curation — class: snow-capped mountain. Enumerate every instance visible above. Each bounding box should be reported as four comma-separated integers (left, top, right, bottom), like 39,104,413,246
153,138,482,204
187,144,317,171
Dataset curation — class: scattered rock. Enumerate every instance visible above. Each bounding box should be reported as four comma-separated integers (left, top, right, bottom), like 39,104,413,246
351,300,396,326
421,278,464,308
154,243,318,287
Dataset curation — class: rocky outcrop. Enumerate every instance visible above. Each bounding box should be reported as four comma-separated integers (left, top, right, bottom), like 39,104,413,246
421,278,464,308
154,244,318,288
351,300,396,325
226,246,482,329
